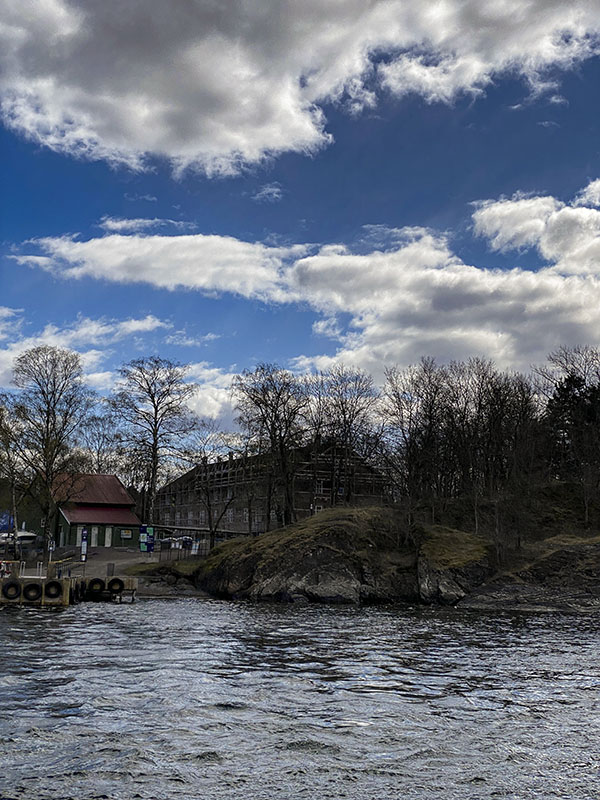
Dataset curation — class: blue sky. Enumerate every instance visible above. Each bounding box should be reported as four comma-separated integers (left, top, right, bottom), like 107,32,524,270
3,1,600,418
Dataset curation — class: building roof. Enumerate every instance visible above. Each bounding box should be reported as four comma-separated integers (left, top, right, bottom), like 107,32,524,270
54,474,135,506
60,505,141,526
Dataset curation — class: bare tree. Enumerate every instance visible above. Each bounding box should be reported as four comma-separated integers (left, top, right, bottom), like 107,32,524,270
109,357,198,523
233,363,308,526
0,398,25,538
306,364,381,504
11,346,93,552
79,403,124,474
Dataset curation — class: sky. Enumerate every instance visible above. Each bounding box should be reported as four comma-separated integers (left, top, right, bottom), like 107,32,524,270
3,0,600,419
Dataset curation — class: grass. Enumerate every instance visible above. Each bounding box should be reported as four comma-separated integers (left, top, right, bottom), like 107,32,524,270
419,525,490,569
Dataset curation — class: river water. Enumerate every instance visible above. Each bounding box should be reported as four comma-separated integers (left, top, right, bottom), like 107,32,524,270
1,599,599,800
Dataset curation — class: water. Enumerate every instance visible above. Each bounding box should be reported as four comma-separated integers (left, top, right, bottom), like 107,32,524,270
1,599,599,800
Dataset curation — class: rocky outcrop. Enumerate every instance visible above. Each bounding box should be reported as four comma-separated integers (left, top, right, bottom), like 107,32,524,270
459,540,600,613
193,508,494,605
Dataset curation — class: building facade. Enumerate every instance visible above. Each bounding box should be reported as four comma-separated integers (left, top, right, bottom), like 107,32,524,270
156,441,388,536
56,474,142,549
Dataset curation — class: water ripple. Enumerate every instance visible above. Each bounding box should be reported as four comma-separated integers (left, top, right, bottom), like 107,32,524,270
1,600,600,799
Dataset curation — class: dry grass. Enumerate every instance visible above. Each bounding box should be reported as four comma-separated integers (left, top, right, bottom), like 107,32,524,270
419,525,489,568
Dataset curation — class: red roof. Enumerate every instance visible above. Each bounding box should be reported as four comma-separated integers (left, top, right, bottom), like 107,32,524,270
55,474,134,506
60,506,141,526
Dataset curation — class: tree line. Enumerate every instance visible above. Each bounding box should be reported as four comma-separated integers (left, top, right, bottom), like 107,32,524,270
1,343,599,555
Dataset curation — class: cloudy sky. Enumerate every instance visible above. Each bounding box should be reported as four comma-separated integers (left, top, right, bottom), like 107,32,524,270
3,0,600,417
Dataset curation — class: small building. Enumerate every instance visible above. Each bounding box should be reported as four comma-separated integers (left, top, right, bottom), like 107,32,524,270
156,440,388,537
55,474,142,549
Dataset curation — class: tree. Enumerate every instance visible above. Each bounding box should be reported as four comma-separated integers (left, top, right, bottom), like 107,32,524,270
0,398,25,538
109,357,197,523
11,345,93,552
306,364,380,504
185,419,235,544
233,363,308,526
79,403,124,474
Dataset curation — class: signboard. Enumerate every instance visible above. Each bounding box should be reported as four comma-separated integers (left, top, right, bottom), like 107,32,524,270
0,512,13,533
140,525,154,552
120,529,133,539
80,527,88,561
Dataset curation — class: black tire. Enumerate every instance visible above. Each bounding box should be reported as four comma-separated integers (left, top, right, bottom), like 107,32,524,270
44,580,63,599
107,578,124,594
2,580,21,600
88,578,105,594
23,583,42,601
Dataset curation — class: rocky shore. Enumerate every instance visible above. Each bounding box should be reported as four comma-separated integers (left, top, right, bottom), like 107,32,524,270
191,507,494,605
127,505,600,612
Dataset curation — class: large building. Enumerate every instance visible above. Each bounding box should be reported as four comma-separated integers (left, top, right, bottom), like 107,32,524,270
55,474,142,549
156,441,388,536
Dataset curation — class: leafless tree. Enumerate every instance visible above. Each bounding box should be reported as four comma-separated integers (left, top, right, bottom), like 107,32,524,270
109,357,198,523
10,346,93,552
233,363,308,525
79,403,124,474
306,364,381,504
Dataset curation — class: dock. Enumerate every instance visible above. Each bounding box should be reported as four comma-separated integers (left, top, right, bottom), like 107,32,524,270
0,573,137,607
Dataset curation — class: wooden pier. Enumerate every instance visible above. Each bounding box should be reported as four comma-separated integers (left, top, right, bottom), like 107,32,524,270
0,575,137,607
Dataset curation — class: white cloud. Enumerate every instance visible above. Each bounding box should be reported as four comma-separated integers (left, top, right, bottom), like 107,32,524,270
0,307,22,340
16,231,307,301
473,182,600,275
16,207,600,383
0,312,170,387
251,183,283,203
2,1,600,173
165,331,220,348
187,361,236,421
124,193,157,203
99,216,196,233
574,178,600,208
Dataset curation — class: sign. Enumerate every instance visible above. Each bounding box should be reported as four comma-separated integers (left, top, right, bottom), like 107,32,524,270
81,528,88,541
0,512,13,533
140,525,154,552
120,529,133,539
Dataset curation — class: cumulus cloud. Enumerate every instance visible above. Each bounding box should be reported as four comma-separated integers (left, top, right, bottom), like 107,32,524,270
574,178,600,208
2,1,600,173
15,198,600,383
473,180,600,275
15,231,307,300
187,361,236,421
0,312,170,387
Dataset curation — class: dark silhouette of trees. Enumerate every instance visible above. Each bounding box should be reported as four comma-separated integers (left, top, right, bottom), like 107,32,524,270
233,363,308,526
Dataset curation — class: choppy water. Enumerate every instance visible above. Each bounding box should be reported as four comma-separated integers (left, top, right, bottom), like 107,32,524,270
1,599,600,800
